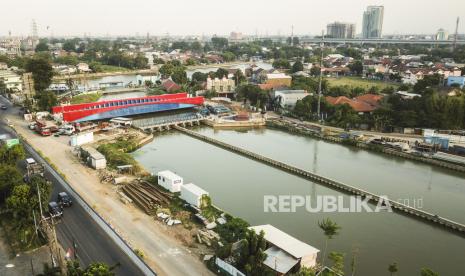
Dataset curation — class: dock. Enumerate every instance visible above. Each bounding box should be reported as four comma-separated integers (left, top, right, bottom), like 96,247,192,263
133,113,204,132
174,126,465,236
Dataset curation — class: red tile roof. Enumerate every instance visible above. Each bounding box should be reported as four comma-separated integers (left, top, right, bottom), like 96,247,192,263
354,94,384,107
162,79,181,92
326,95,380,113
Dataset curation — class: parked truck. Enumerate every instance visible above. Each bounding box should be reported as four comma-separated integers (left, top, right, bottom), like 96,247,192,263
34,120,58,136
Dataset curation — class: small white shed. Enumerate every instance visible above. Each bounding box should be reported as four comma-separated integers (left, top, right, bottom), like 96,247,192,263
180,183,209,208
81,146,106,170
157,170,183,193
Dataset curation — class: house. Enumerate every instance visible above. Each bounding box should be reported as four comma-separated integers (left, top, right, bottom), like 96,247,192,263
157,170,183,193
76,62,91,73
0,70,22,92
249,224,319,274
206,76,235,96
161,79,182,92
325,94,381,114
136,74,159,86
447,76,465,88
274,90,310,108
354,94,384,108
265,73,292,87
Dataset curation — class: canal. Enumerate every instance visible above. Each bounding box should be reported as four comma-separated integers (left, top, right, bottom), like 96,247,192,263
132,127,465,275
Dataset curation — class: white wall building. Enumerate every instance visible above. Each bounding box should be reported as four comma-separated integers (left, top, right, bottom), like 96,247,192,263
206,77,235,94
180,183,209,208
274,90,310,108
157,170,183,193
0,70,22,92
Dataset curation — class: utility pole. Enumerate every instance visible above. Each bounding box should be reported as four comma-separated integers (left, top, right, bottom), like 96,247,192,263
317,30,325,122
453,17,460,52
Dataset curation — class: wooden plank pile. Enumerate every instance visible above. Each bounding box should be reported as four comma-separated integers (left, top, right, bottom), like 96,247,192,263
121,180,173,215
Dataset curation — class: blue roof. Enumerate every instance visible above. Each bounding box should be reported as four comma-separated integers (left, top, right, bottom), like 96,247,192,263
76,103,196,122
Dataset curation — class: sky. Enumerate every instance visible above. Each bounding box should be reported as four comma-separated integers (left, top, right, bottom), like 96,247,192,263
1,0,465,37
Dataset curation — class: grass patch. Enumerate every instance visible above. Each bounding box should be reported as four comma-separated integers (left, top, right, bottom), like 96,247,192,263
327,76,400,90
96,136,141,173
70,92,102,104
100,65,130,73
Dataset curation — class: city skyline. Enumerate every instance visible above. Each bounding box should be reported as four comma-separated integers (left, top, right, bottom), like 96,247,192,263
1,0,465,37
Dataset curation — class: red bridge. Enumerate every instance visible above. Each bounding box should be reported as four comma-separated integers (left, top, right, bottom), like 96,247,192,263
52,93,204,122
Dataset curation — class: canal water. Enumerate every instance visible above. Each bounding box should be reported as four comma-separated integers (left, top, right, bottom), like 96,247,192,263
132,127,465,276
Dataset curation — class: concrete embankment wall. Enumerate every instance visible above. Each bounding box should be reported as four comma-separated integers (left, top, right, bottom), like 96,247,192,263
174,125,465,236
266,120,465,173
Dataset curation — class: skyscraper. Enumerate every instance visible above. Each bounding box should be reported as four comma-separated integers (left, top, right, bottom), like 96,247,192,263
362,6,384,39
436,28,449,40
326,22,356,39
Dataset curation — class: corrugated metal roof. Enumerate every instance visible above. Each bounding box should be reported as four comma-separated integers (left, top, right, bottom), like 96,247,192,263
263,246,299,274
249,224,319,258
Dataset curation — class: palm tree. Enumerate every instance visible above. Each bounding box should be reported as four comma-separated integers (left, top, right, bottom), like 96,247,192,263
318,218,341,266
388,262,398,276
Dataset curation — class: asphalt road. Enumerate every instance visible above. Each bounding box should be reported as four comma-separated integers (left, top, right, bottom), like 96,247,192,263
0,96,145,275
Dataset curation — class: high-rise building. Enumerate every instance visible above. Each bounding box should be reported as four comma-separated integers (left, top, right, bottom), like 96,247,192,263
326,22,356,39
436,28,449,40
362,6,384,39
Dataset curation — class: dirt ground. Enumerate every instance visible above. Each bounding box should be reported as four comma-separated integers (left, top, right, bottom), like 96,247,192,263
7,114,214,276
0,231,52,276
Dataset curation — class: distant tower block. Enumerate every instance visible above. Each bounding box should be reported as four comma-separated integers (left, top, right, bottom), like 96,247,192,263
32,19,38,39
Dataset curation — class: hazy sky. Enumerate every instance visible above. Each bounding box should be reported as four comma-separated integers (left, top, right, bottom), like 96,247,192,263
2,0,465,37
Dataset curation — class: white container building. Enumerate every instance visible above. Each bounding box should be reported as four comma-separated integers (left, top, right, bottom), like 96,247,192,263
157,170,183,193
180,183,209,208
70,132,94,147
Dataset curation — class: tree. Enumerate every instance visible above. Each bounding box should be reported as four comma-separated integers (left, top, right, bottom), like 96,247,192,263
190,41,203,53
36,91,58,112
215,68,229,79
233,70,246,86
152,57,165,65
171,67,188,84
185,58,197,66
211,37,228,50
348,60,364,75
66,260,117,276
388,262,399,276
291,60,304,73
191,72,208,83
133,53,148,69
222,51,236,62
318,218,341,266
26,56,54,92
0,165,23,202
63,41,76,52
328,251,345,275
0,144,26,165
272,59,291,69
35,42,49,52
236,230,268,276
420,268,439,276
159,63,175,78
